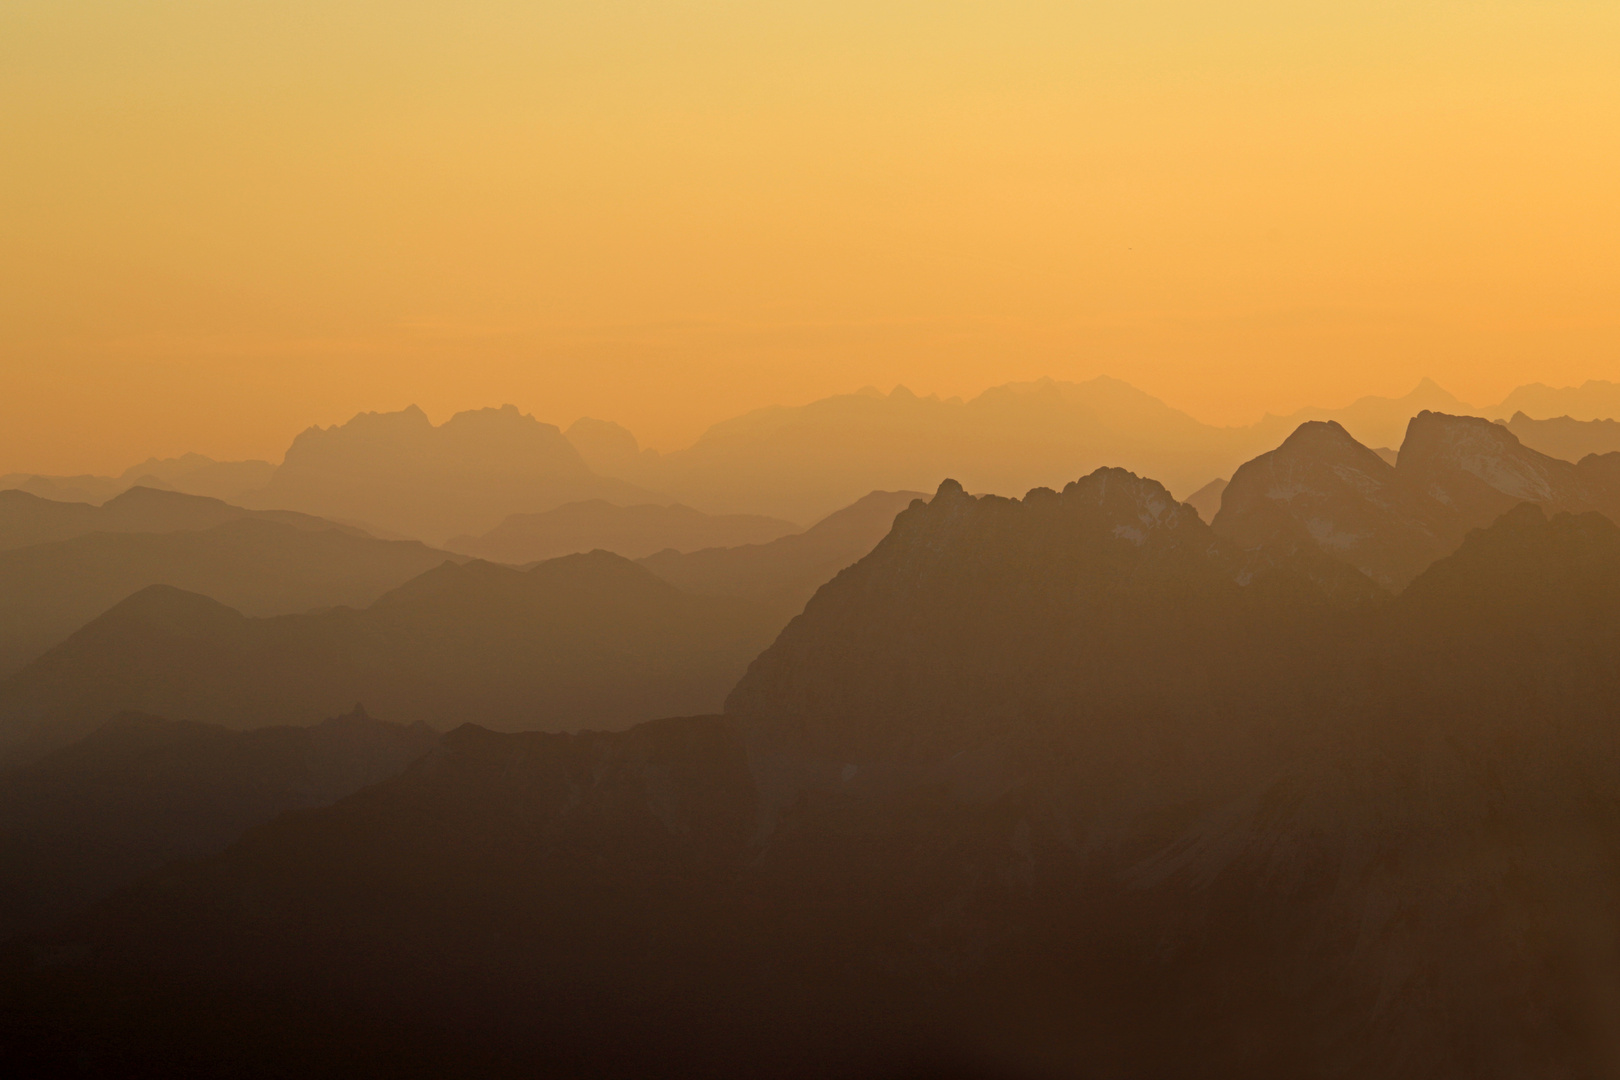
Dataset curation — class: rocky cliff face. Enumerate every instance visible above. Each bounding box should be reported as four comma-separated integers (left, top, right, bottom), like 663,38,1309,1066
1216,411,1620,590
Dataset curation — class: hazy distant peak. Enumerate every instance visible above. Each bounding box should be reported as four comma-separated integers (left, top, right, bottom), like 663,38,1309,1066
97,583,246,628
932,478,966,499
100,484,229,512
1493,379,1620,422
564,416,642,474
1277,419,1396,470
527,547,678,591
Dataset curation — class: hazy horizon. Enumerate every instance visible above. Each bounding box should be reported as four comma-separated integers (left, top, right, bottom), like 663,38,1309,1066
6,2,1619,476
1,371,1613,478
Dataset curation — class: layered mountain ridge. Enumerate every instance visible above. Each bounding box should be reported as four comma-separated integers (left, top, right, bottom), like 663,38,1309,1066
12,483,1620,1076
1214,410,1620,589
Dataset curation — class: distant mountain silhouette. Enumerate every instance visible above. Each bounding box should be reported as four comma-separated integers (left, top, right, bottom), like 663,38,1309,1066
1246,376,1473,451
249,404,663,543
637,489,925,617
11,488,1620,1076
1501,412,1620,464
113,453,275,501
1215,412,1620,590
1493,379,1620,421
0,484,362,554
1,454,275,506
0,551,779,766
570,377,1504,524
590,378,1260,522
446,500,797,564
1184,477,1228,521
0,707,436,938
563,416,651,475
0,514,458,679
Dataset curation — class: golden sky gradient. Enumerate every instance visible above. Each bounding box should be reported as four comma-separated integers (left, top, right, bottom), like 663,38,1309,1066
3,1,1618,474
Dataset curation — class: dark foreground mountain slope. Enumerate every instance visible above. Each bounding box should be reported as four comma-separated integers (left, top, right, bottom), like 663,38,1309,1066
0,552,779,766
1215,411,1620,589
0,708,436,938
0,517,460,679
446,499,796,564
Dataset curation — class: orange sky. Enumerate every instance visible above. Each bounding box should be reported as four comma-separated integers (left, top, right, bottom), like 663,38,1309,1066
3,1,1618,474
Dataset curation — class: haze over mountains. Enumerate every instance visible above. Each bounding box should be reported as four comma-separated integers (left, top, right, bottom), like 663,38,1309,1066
247,404,659,543
12,476,1620,1075
448,500,797,565
9,377,1620,1076
12,376,1620,544
0,552,780,766
0,489,459,679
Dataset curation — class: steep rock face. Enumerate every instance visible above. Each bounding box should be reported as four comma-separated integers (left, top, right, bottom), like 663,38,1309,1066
1214,420,1456,590
726,470,1376,765
253,405,659,543
1216,412,1620,589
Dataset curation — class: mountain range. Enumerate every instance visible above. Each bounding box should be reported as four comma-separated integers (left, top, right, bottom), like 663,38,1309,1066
9,478,1620,1076
1213,411,1620,590
0,551,780,767
246,404,659,543
569,376,1617,524
0,496,459,679
14,376,1620,539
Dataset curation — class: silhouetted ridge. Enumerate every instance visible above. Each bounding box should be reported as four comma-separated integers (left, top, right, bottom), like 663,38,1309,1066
1214,411,1620,590
251,403,662,543
0,516,462,679
727,466,1374,764
0,551,780,764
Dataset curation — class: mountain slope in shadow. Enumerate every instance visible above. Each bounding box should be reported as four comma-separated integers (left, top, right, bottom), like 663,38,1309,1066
0,707,437,938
